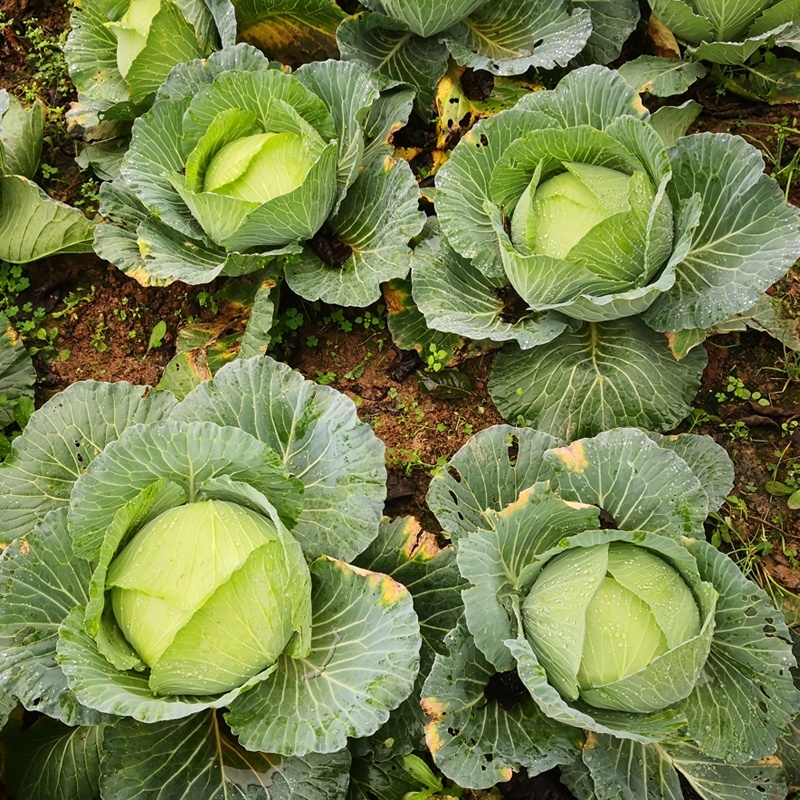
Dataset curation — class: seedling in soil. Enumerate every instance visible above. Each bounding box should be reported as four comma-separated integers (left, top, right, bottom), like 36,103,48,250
425,343,448,373
145,320,167,355
715,375,770,406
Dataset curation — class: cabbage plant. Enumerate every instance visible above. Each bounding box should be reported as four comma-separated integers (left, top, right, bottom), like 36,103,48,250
413,65,800,439
337,0,640,106
622,0,800,102
64,0,233,119
420,424,800,798
94,44,424,307
0,91,95,263
0,356,422,798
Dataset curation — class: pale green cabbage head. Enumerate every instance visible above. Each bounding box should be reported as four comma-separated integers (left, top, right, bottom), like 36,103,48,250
106,0,163,79
511,162,646,261
522,540,702,713
107,499,309,696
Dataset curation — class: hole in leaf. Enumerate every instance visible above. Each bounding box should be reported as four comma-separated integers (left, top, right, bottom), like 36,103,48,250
461,68,494,101
484,669,528,711
309,223,352,268
507,435,520,466
493,286,529,324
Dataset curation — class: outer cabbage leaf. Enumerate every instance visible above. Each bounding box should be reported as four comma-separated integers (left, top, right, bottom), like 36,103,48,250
619,56,707,97
679,538,800,763
0,509,111,726
411,232,571,349
225,557,420,756
336,14,450,108
426,425,563,540
170,357,386,562
0,176,96,263
100,713,352,800
646,432,734,513
350,516,466,760
0,717,104,800
0,92,94,262
384,277,465,368
361,0,489,38
575,735,788,800
643,133,800,333
571,0,640,65
234,0,348,66
0,380,177,543
421,622,580,790
284,152,424,306
0,92,43,179
489,318,707,440
0,312,35,427
542,428,709,537
441,0,592,75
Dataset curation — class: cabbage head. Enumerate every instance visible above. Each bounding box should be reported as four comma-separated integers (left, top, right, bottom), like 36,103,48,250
522,540,709,714
420,425,800,799
65,0,230,113
106,499,309,696
414,65,800,439
94,44,424,306
0,357,421,790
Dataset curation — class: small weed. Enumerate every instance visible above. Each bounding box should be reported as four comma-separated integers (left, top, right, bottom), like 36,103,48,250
73,177,101,216
90,315,110,353
353,305,386,331
314,370,336,385
766,447,800,510
736,116,800,200
271,306,304,344
324,308,353,333
51,285,95,320
715,375,769,406
197,291,219,315
343,363,364,380
146,320,167,354
424,343,448,373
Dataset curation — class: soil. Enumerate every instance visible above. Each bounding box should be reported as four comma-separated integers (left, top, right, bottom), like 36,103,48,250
0,3,798,800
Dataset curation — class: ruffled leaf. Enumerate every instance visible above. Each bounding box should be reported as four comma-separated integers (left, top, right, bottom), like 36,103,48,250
0,716,104,800
170,357,386,561
489,318,707,440
421,623,580,790
0,380,177,543
100,713,352,800
426,425,563,539
543,428,709,537
284,152,425,306
226,557,420,756
0,508,108,726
